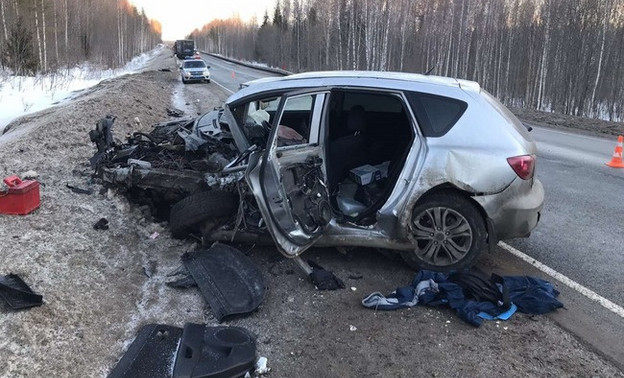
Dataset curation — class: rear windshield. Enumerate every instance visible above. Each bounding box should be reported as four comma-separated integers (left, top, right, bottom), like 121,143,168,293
183,61,206,69
406,92,467,137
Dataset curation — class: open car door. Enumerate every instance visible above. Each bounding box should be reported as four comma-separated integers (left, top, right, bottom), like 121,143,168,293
246,90,331,257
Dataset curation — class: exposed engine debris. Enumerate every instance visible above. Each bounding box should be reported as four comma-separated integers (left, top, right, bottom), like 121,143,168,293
88,111,330,245
89,112,241,220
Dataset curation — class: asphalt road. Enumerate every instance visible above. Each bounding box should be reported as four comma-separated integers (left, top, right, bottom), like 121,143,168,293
196,55,624,368
507,126,624,306
201,54,282,93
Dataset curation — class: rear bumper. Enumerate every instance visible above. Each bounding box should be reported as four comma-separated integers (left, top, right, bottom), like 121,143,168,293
473,177,544,240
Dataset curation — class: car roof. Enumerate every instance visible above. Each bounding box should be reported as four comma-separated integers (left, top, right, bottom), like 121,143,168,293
228,71,481,104
183,59,206,65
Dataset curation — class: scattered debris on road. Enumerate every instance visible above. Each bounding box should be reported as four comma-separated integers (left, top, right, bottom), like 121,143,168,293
308,260,345,291
66,183,93,195
108,323,256,378
0,274,43,309
169,244,266,321
254,356,269,375
166,108,184,117
93,217,109,230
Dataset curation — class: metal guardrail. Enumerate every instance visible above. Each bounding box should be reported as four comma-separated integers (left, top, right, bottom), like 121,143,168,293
200,52,292,77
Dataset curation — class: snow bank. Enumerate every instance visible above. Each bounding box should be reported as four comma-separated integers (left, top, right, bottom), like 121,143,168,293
0,45,165,134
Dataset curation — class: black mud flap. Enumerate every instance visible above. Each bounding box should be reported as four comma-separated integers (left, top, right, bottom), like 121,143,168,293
182,244,266,322
108,324,183,378
173,324,256,378
0,274,43,309
108,324,256,378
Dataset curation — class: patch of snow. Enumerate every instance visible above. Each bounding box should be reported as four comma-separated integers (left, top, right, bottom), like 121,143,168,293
171,83,189,112
0,45,166,134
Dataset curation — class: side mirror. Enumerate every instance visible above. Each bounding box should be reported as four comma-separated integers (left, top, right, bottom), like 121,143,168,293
207,65,211,69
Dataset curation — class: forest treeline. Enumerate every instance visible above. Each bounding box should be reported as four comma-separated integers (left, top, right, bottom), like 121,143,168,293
0,0,162,74
190,0,624,121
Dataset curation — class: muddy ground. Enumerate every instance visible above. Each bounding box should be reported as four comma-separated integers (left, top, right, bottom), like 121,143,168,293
0,47,622,377
511,106,624,138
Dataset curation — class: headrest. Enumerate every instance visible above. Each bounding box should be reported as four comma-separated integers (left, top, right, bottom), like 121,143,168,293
347,105,366,132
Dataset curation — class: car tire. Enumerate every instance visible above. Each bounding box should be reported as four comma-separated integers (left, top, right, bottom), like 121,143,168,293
169,191,238,238
400,191,486,272
206,79,211,83
182,77,187,84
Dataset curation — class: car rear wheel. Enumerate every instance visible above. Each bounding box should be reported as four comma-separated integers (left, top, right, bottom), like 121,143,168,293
169,191,238,238
401,192,486,272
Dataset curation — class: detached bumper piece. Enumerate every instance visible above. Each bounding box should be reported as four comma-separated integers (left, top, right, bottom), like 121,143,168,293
0,274,43,309
108,323,256,378
181,244,266,322
173,324,256,378
107,324,183,378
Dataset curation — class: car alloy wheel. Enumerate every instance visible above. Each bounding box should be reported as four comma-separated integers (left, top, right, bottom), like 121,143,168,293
401,191,486,271
412,206,472,263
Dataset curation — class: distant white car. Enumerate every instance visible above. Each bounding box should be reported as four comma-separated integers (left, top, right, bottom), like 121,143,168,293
180,59,210,84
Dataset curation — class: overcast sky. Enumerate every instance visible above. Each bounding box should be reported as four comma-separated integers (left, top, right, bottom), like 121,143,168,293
129,0,274,40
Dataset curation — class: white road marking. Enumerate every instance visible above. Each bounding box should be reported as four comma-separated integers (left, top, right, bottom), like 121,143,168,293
212,79,234,94
498,241,624,319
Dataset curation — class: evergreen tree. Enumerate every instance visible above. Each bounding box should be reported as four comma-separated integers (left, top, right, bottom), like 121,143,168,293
2,17,38,75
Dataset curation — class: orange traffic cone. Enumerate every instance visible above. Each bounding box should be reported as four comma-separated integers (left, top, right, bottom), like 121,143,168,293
606,135,624,168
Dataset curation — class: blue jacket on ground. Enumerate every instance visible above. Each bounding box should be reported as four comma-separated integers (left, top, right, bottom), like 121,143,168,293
362,270,563,326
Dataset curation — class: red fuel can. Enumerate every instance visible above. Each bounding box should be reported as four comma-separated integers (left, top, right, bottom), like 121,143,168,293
0,175,41,215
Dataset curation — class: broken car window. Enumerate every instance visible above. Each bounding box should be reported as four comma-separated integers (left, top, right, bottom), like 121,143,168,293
231,96,282,146
275,94,315,147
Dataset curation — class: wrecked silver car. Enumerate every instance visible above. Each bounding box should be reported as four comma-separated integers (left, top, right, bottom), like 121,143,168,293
91,71,544,271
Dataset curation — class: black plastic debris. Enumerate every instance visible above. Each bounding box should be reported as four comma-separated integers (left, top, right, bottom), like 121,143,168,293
0,274,43,309
308,260,345,291
166,275,197,289
66,183,93,195
173,324,256,378
142,260,157,278
108,324,183,378
89,115,116,168
181,244,266,322
165,265,198,288
167,108,184,117
108,323,256,378
93,218,109,230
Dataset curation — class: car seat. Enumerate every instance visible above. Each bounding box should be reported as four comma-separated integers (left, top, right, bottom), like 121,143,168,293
328,105,368,191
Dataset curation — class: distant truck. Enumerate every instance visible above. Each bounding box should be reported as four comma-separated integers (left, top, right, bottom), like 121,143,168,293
174,40,195,60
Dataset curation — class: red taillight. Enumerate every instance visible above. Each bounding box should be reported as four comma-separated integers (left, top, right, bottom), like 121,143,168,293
507,154,535,180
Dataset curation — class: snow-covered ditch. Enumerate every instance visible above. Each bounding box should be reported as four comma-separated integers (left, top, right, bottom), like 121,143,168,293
0,44,167,134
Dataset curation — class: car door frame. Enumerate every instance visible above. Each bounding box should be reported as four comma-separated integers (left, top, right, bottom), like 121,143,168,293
246,89,331,257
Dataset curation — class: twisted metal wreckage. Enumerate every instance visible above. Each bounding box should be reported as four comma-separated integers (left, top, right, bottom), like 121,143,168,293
88,112,327,274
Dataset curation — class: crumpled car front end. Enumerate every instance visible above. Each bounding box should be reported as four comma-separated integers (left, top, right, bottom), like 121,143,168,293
89,113,241,207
